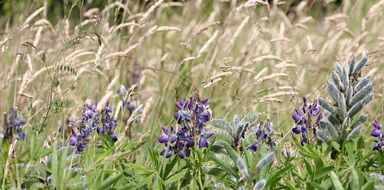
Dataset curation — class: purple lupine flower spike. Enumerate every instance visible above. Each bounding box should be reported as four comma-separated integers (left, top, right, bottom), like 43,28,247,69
291,97,322,145
157,96,213,159
4,108,26,141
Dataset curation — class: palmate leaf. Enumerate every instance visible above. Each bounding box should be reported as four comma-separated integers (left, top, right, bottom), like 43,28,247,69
350,83,373,106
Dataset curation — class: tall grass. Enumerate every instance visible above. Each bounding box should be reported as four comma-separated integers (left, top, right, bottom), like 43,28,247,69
0,0,384,189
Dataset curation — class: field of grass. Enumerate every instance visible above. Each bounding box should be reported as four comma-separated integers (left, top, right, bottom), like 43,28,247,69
1,0,384,189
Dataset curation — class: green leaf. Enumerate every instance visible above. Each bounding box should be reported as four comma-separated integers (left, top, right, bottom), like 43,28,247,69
97,172,123,190
267,165,294,186
148,147,160,171
208,153,239,178
351,168,359,190
331,142,340,152
162,155,178,179
314,166,334,180
127,163,155,173
165,169,188,185
223,142,239,162
361,181,374,190
307,182,326,190
330,171,344,190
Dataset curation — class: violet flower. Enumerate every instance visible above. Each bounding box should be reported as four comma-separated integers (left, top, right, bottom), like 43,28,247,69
97,103,118,142
371,120,384,152
158,96,213,158
3,108,26,141
291,97,322,145
249,119,275,152
68,102,99,153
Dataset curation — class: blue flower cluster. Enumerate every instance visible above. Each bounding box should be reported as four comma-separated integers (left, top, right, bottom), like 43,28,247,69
248,119,275,152
68,103,99,153
2,109,26,141
97,103,118,142
291,97,322,145
371,120,383,151
158,96,213,158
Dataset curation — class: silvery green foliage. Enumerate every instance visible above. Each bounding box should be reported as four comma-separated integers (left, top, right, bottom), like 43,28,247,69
236,157,249,178
211,113,258,151
253,179,267,190
370,173,384,190
317,55,373,143
256,152,276,169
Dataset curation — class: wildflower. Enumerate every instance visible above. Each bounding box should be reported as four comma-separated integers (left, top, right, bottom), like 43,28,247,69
291,97,322,145
247,142,258,152
68,102,99,153
97,103,118,142
247,119,275,153
158,95,213,158
3,108,26,141
371,120,384,152
118,85,127,97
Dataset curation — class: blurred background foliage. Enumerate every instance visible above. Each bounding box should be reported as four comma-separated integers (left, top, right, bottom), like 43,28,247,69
0,0,349,28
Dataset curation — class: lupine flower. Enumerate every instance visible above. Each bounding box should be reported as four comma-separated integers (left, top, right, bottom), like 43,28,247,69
247,142,259,152
371,120,384,151
118,85,127,97
248,119,275,152
2,108,26,141
97,103,118,142
291,97,322,145
68,102,99,153
158,95,213,158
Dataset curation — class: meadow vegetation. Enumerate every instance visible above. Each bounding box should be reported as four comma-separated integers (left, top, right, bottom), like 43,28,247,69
1,0,384,189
